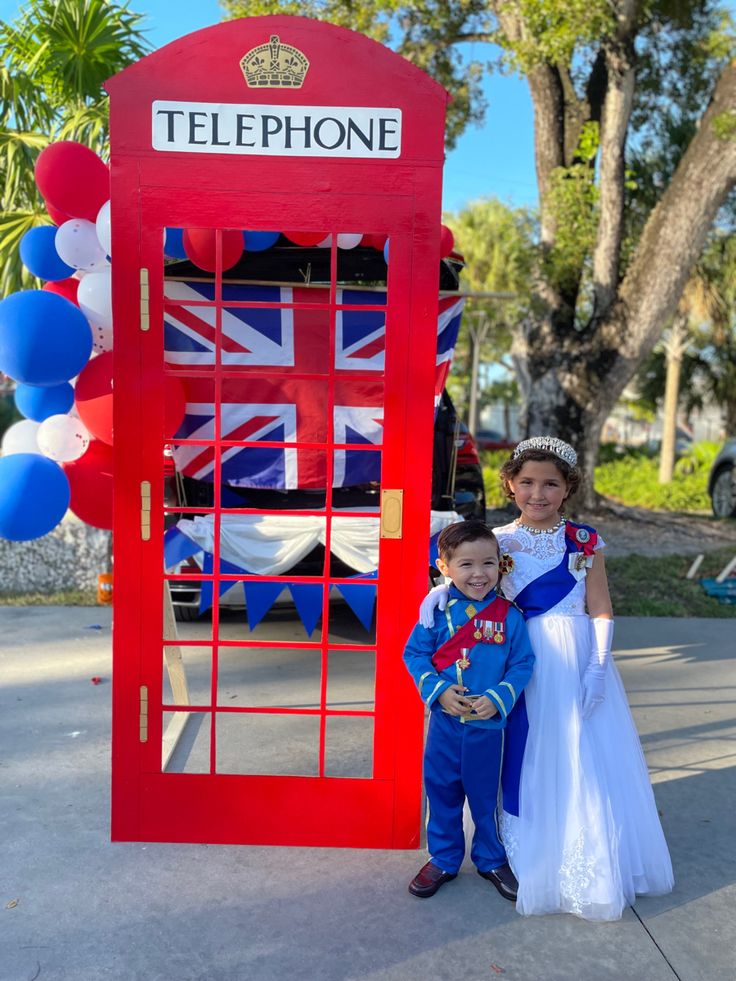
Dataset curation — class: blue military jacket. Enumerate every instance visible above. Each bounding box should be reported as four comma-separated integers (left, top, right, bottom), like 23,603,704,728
403,585,535,729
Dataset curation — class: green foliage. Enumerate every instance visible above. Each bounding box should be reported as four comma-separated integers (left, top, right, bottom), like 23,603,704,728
594,442,721,511
444,197,534,414
498,0,614,70
606,549,736,617
712,109,736,141
0,0,149,296
481,449,513,508
0,392,20,439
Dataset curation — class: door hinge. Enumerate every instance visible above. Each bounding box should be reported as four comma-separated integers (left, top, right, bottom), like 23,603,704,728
380,488,403,539
139,685,148,743
140,480,151,541
140,268,150,331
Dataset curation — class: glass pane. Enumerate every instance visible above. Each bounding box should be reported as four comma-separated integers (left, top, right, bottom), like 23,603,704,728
162,642,212,708
219,292,332,376
326,648,375,711
217,645,321,709
218,514,328,580
162,710,210,773
163,576,212,642
324,716,374,778
328,584,377,644
218,446,328,506
216,713,319,775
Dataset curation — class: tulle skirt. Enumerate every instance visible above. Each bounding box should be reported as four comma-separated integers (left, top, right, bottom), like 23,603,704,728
498,614,674,921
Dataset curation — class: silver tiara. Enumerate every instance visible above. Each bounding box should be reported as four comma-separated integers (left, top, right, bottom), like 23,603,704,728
513,436,577,467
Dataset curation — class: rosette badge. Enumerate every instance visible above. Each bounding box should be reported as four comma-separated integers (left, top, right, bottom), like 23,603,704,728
241,35,310,89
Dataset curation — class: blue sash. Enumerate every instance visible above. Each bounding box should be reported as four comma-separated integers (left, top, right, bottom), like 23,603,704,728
513,525,594,621
500,522,597,816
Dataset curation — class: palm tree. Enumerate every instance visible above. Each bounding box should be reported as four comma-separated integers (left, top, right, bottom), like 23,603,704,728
0,0,149,297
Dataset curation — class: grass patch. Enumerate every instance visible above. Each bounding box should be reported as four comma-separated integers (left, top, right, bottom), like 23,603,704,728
607,549,736,617
0,589,99,606
481,441,720,513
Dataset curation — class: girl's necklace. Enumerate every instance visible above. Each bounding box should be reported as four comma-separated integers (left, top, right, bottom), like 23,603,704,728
515,516,565,535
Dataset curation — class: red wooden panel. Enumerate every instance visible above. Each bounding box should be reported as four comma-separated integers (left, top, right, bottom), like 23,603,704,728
109,15,446,847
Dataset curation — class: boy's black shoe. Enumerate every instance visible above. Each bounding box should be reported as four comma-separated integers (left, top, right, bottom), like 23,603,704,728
408,861,457,898
477,863,518,902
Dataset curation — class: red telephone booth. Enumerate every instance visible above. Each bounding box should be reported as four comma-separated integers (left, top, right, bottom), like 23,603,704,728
106,15,450,847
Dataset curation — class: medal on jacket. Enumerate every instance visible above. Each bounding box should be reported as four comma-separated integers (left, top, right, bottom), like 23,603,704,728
473,618,483,640
458,647,471,669
493,621,505,644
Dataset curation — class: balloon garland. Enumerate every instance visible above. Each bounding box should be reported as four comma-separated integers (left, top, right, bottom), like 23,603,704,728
0,139,453,542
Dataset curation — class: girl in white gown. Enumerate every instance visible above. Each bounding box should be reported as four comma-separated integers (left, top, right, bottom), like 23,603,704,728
421,437,673,920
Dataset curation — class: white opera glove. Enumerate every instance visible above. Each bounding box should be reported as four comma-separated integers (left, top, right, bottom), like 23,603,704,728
582,617,614,720
419,583,450,628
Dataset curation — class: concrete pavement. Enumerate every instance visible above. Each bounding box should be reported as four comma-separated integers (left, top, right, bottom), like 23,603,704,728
1,608,734,981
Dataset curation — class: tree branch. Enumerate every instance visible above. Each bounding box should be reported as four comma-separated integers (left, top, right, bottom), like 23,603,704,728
606,59,736,391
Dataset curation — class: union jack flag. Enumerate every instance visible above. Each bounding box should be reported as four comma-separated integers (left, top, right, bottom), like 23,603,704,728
165,281,463,489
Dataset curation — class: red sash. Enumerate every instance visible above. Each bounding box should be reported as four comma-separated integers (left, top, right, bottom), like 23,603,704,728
431,595,512,671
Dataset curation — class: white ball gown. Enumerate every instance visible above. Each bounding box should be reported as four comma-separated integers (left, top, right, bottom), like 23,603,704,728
491,520,674,921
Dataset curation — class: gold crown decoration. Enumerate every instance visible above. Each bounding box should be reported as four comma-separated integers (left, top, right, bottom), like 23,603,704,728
240,35,310,88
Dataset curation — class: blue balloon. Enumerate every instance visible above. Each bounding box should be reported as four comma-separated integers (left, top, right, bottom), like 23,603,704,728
164,227,187,259
19,226,74,282
243,231,280,252
14,381,74,421
383,240,390,263
0,453,70,541
0,290,93,387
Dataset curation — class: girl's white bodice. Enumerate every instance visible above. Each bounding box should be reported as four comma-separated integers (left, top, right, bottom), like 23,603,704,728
493,521,605,617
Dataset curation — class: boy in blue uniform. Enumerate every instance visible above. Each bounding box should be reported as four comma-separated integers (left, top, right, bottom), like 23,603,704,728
403,519,534,900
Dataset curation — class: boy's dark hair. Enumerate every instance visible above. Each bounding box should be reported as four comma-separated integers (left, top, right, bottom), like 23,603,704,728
437,519,500,562
499,448,580,504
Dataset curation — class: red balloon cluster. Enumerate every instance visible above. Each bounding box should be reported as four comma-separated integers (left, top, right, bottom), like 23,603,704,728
183,228,244,271
35,142,110,224
43,277,79,306
74,352,186,448
63,439,113,530
440,224,455,258
284,230,329,247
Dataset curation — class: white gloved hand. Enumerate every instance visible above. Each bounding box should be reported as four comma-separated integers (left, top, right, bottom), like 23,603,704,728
419,583,450,628
582,617,614,720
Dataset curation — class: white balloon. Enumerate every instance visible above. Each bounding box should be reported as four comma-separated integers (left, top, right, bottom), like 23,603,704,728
90,321,113,353
1,419,41,456
316,235,332,248
37,413,90,462
95,200,111,256
336,233,363,250
77,270,112,329
55,219,107,272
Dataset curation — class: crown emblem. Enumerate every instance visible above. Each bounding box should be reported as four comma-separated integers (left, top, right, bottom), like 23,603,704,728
240,35,309,88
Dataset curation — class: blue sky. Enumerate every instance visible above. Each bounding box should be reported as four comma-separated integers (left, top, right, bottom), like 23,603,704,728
0,0,537,213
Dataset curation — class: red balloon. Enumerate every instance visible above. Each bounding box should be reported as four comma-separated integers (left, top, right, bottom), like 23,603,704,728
362,233,388,250
183,228,243,272
43,277,79,306
164,375,186,438
35,142,110,223
284,231,329,247
75,351,113,445
63,439,113,530
440,224,455,258
44,198,69,226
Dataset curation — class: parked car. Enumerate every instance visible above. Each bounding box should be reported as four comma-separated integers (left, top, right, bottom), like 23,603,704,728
708,439,736,518
473,428,515,452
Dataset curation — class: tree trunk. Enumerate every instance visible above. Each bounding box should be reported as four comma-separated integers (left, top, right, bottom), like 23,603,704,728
658,315,688,484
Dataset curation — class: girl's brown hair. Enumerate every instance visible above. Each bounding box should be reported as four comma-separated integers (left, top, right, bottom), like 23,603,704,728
499,448,580,507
